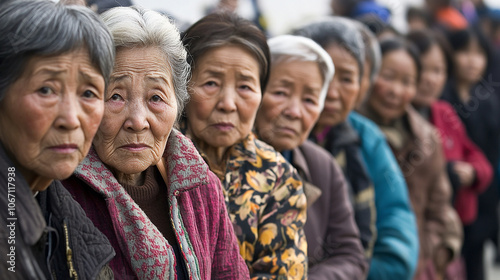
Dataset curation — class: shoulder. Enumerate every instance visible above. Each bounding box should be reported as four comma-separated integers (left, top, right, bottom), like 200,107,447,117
299,140,337,169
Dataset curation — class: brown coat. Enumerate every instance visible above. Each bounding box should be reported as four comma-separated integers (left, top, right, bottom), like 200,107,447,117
292,140,368,280
365,106,462,279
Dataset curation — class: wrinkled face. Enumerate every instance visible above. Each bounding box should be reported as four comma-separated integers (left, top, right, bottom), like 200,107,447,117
93,47,177,175
415,44,447,107
316,45,360,128
369,49,418,123
256,60,323,151
454,39,487,85
0,49,105,189
186,45,262,149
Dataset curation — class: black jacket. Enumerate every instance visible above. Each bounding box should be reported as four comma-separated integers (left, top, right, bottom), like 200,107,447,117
0,144,115,279
309,121,376,257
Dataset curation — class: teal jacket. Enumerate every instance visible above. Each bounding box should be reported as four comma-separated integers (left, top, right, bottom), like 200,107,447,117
348,112,419,280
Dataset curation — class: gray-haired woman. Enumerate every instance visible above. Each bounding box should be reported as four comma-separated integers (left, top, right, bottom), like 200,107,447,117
254,34,368,279
62,7,249,279
0,0,115,279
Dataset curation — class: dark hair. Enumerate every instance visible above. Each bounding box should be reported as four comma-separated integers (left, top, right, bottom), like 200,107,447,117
182,12,270,93
406,30,453,76
292,16,365,82
379,38,422,81
0,0,115,101
406,7,431,26
357,15,400,38
445,26,493,72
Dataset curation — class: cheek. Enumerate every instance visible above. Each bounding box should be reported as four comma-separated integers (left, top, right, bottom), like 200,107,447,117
81,103,104,142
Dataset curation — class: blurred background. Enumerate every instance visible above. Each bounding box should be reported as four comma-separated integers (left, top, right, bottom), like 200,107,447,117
133,0,500,35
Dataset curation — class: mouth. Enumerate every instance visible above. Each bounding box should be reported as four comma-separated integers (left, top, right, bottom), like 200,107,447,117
276,126,298,136
49,144,78,154
120,143,150,152
212,122,234,132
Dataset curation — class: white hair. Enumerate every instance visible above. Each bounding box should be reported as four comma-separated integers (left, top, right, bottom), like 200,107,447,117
101,6,190,119
267,35,335,110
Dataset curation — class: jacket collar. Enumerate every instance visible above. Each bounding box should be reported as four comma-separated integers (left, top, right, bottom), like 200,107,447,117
226,133,258,170
291,146,311,182
161,129,212,192
0,143,46,246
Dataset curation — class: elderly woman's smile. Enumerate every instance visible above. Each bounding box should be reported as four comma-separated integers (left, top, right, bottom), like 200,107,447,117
93,46,177,184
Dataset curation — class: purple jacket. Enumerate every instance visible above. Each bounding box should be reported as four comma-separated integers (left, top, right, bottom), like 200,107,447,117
63,129,249,279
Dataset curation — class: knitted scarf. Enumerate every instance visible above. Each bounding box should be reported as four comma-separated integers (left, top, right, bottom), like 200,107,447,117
73,131,202,279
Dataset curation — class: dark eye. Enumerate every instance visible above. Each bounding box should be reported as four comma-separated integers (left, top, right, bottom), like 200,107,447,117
205,81,217,87
110,93,123,101
38,87,54,96
82,90,97,99
274,91,286,96
151,94,162,102
304,97,316,104
240,85,251,90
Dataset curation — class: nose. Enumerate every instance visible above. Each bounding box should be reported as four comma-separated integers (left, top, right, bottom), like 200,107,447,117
326,81,340,101
215,86,237,113
389,81,405,99
124,99,150,132
283,96,302,120
54,94,80,131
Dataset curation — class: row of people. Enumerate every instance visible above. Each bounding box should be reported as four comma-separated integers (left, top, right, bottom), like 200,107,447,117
2,0,498,279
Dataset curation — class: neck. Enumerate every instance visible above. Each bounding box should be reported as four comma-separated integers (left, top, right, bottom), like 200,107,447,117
456,81,472,103
114,170,146,186
362,102,394,126
4,148,52,193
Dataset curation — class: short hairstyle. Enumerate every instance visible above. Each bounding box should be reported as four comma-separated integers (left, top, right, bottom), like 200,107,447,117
267,35,335,110
292,16,365,82
379,38,422,81
445,26,493,73
355,21,381,84
101,6,190,119
406,7,431,26
182,12,270,93
0,0,114,101
407,30,453,76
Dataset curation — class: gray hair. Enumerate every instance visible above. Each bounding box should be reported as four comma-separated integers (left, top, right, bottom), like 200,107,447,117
355,21,381,84
267,35,335,110
0,0,115,101
101,6,190,119
292,16,365,83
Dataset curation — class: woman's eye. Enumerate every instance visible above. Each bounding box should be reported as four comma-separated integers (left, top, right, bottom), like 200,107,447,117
205,81,217,87
38,87,54,96
274,91,286,96
240,85,251,90
151,94,162,102
82,90,97,99
110,93,123,101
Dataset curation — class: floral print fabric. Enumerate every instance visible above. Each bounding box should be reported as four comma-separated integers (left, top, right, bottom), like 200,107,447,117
203,133,308,279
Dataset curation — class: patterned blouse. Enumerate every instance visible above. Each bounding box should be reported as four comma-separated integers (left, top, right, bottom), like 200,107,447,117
200,133,308,280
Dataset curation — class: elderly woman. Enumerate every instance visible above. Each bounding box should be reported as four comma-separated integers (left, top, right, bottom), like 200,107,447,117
294,18,419,280
359,38,462,280
62,7,248,279
292,17,376,259
181,13,307,279
0,0,115,279
254,34,368,279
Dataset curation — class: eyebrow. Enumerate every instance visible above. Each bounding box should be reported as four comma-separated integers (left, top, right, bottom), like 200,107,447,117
80,71,103,85
146,75,171,86
109,75,130,83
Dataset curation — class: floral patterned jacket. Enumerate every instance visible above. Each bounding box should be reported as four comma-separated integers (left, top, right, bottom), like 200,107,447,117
201,133,308,280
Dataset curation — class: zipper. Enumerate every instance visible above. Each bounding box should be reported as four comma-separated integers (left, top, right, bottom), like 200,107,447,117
63,221,78,280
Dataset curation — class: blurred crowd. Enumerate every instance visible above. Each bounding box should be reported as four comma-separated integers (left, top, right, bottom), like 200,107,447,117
0,0,499,279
